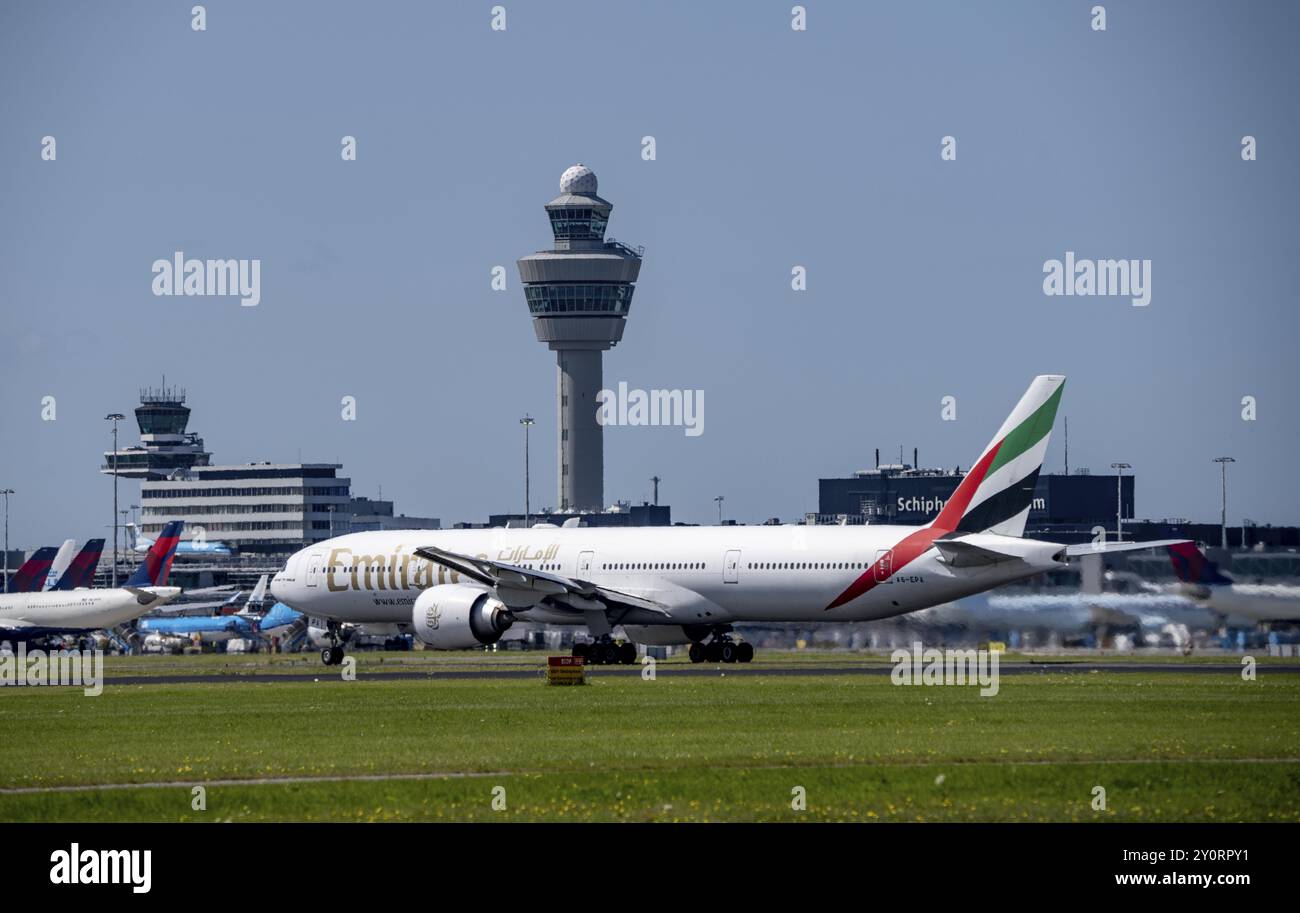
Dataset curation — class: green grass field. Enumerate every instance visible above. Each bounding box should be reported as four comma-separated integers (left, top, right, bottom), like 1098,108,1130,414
77,648,1300,678
1,654,1297,822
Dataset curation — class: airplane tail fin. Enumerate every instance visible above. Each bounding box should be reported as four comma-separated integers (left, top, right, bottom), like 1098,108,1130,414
125,521,184,587
6,546,57,594
930,375,1065,538
248,574,268,608
261,602,302,629
1167,542,1233,585
43,539,77,591
49,539,104,591
232,574,270,616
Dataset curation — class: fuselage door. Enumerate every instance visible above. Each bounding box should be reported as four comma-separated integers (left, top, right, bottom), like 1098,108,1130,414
874,548,893,583
578,550,594,575
723,549,740,584
305,551,323,588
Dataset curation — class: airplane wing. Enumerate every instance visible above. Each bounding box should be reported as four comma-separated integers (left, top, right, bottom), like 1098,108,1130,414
1064,539,1190,557
411,545,669,617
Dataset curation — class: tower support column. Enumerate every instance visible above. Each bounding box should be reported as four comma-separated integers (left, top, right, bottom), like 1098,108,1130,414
557,349,605,511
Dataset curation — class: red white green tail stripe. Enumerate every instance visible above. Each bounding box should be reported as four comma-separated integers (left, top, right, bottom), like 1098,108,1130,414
826,376,1065,610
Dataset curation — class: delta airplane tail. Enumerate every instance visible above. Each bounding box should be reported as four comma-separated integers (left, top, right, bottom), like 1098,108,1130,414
930,374,1065,538
125,521,184,587
1168,542,1233,586
49,539,105,591
5,546,58,593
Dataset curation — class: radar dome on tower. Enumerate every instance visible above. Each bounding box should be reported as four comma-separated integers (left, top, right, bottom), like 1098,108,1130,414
559,164,598,196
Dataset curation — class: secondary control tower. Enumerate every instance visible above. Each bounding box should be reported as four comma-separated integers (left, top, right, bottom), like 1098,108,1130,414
517,164,643,512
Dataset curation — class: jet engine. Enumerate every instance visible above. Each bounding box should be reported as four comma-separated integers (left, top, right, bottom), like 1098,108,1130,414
412,584,514,649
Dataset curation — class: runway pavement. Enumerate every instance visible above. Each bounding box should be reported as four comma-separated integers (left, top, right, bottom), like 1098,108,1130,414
81,660,1300,686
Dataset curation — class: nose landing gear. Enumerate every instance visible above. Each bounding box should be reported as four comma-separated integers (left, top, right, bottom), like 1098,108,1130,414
687,626,753,664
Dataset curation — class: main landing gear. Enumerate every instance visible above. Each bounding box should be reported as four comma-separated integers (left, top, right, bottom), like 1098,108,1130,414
320,620,346,666
687,626,754,664
572,636,637,666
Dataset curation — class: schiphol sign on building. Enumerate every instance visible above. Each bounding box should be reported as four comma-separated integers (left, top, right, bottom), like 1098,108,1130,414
897,493,1047,517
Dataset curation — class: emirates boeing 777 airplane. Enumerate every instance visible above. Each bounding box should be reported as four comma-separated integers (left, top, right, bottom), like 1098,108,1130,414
271,376,1185,666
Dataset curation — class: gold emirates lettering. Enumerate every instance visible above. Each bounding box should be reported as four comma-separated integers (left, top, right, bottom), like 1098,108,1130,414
326,545,490,592
497,543,561,564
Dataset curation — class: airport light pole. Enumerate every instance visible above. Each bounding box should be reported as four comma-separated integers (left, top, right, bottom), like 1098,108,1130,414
714,495,725,526
1110,463,1130,542
651,475,661,507
1214,456,1235,549
1,488,12,593
520,414,535,526
105,413,125,587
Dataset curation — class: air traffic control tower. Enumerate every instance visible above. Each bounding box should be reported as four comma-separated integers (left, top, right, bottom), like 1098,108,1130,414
518,164,643,512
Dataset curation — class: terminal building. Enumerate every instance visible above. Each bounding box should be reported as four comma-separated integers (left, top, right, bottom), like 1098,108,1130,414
486,502,670,529
139,463,353,556
105,386,438,557
811,456,1133,543
347,496,441,533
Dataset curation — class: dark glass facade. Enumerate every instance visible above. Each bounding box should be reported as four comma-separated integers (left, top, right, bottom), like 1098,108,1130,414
525,283,634,315
135,403,190,435
818,472,1134,526
547,207,608,240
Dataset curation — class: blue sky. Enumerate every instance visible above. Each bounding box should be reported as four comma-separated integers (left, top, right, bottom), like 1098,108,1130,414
1,0,1297,545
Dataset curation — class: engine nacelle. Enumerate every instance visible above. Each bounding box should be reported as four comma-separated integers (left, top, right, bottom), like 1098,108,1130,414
412,584,514,649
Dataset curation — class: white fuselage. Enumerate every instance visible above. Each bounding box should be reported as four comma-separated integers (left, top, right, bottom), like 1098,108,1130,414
271,526,1065,629
1185,582,1300,624
0,587,182,634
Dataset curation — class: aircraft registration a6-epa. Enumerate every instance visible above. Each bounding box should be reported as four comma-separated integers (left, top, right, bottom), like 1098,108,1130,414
272,376,1185,667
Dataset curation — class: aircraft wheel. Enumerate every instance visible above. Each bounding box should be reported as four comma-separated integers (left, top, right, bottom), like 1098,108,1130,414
320,647,333,665
572,642,590,659
705,641,723,663
737,642,754,663
618,642,637,664
720,642,738,664
601,643,620,666
688,643,705,663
